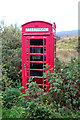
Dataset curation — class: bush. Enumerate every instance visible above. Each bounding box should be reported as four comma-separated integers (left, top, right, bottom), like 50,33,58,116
2,106,26,118
45,57,80,110
2,57,80,119
2,23,22,82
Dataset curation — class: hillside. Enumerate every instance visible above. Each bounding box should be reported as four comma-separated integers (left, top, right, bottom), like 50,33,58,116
56,36,78,62
57,30,78,38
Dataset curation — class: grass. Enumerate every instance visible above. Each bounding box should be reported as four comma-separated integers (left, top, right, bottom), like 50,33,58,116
56,36,78,62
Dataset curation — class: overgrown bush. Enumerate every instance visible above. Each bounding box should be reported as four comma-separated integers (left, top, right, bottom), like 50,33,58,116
1,22,22,82
2,57,80,119
55,57,80,110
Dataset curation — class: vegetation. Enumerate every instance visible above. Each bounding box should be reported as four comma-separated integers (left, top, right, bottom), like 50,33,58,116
1,21,80,119
57,36,78,50
57,36,78,62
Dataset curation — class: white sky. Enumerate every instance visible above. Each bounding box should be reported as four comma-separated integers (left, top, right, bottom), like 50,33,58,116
0,0,79,32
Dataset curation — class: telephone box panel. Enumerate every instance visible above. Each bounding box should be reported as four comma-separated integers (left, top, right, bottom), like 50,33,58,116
21,21,56,93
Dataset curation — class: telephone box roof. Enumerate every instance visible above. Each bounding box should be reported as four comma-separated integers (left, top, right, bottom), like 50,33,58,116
22,21,52,27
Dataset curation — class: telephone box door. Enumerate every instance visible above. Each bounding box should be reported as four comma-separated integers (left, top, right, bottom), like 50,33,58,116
22,36,50,91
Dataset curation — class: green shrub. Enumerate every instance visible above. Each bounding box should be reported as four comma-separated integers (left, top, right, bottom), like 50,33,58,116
2,87,24,108
2,106,26,118
45,57,80,111
2,57,80,119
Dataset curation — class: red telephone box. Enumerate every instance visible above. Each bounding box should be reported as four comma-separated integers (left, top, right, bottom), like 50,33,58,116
21,21,56,93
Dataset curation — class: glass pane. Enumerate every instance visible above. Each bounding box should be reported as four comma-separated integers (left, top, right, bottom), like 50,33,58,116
30,70,43,76
30,63,43,69
27,62,28,69
30,47,43,53
30,39,43,45
27,39,28,46
44,39,46,45
33,78,43,84
27,47,28,53
54,53,55,58
54,38,56,44
27,55,28,61
44,63,46,68
27,71,28,76
44,55,46,61
54,46,56,54
27,77,29,83
44,47,46,54
54,60,55,67
30,55,43,61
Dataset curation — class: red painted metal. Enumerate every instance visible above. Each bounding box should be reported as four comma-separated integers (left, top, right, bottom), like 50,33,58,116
21,21,56,93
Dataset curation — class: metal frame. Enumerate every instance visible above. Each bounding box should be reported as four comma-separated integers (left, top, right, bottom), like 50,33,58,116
25,36,50,91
